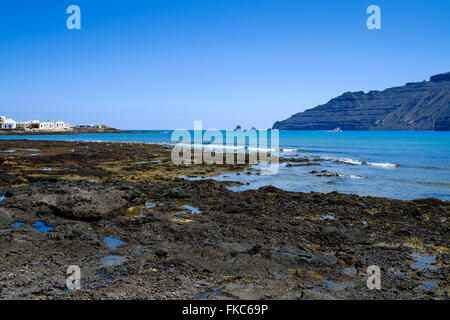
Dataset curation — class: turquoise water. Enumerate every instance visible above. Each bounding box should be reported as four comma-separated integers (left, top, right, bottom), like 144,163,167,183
1,130,449,200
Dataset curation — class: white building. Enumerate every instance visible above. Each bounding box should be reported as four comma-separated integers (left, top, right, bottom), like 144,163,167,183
39,122,55,130
1,117,17,129
55,121,70,129
0,116,71,130
38,121,71,130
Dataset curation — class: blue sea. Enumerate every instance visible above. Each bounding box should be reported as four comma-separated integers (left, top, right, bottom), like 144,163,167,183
1,131,449,201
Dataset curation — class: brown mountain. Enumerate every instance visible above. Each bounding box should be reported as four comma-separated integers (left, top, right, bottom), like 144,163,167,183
273,72,450,131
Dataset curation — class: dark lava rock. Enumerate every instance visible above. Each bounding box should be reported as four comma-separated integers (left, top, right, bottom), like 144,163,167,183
3,181,142,221
273,245,338,267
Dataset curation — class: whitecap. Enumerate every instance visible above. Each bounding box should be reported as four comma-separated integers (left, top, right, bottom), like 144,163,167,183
247,146,277,153
324,156,363,165
280,148,296,152
367,162,398,168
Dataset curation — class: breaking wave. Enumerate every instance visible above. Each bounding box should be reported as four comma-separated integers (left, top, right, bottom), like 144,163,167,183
322,156,398,168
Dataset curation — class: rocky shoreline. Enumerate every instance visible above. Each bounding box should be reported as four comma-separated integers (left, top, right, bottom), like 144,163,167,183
0,140,448,300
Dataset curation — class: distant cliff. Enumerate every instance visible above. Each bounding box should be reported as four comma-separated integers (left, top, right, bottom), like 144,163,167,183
273,72,450,131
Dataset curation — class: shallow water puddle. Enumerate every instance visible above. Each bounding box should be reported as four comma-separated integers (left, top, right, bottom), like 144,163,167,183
410,253,440,271
322,215,335,220
32,221,54,232
343,266,357,275
317,279,356,290
145,202,156,209
104,237,125,250
392,269,404,276
420,281,439,290
195,284,230,300
0,195,5,202
183,205,201,214
133,161,148,165
135,249,153,256
41,168,53,172
100,255,126,267
1,150,16,153
96,271,114,279
12,222,24,227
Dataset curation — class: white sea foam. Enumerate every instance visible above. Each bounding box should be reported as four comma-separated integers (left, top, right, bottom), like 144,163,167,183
280,148,296,152
342,158,363,165
178,143,245,151
338,173,364,179
177,143,278,154
324,156,363,165
367,162,398,168
323,156,397,168
247,146,277,152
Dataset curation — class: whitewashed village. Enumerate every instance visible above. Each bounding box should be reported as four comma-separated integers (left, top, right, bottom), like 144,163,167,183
0,115,102,132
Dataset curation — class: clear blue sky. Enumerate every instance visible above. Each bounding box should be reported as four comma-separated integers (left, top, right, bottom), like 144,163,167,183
1,0,449,129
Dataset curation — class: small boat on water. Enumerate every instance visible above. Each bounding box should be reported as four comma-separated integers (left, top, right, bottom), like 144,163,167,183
331,127,343,132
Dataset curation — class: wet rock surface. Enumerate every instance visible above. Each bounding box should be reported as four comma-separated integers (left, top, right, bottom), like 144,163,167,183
3,181,143,221
0,140,448,300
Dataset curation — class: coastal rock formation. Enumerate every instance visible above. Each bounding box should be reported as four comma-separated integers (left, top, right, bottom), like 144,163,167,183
273,72,450,131
3,181,143,221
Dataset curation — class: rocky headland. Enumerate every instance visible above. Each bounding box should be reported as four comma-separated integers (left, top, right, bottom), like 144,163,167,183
273,72,450,131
